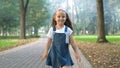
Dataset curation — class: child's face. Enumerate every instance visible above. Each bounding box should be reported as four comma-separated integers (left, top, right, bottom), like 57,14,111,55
55,10,67,26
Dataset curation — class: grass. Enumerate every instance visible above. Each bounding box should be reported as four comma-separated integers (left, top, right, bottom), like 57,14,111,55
0,39,18,48
74,35,120,68
74,35,120,43
74,35,97,42
0,36,39,51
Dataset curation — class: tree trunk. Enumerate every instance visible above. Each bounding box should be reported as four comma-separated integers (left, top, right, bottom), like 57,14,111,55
19,0,29,39
96,0,108,43
34,26,38,37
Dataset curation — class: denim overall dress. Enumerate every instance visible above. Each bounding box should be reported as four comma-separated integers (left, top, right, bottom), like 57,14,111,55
46,26,73,68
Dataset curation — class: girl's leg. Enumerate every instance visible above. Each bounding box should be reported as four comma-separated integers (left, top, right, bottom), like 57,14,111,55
61,66,69,68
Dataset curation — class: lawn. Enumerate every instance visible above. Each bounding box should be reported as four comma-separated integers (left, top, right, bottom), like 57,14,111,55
74,35,120,68
0,39,18,48
0,38,38,51
74,35,120,43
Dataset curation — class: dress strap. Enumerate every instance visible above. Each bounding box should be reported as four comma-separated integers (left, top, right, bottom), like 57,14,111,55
65,26,67,32
64,26,69,44
52,26,56,40
53,26,56,31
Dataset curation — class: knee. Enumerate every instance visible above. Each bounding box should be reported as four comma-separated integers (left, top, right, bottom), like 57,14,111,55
61,66,69,68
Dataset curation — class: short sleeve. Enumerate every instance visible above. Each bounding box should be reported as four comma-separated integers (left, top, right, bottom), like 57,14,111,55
67,27,73,36
47,27,53,39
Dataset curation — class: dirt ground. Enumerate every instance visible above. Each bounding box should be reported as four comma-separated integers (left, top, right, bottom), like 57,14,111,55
76,41,120,68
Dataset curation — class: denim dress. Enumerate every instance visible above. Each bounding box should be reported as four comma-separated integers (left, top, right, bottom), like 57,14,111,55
46,26,74,68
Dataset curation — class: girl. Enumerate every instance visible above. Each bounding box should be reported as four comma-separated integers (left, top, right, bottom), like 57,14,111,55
41,9,80,68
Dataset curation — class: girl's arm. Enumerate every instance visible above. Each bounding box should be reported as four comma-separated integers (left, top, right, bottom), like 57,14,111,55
69,34,81,61
44,38,52,53
41,38,52,61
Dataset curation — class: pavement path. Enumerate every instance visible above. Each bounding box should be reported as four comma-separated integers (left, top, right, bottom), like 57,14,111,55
0,38,93,68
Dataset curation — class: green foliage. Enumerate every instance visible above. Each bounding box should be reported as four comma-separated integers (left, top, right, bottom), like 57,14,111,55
0,0,20,36
0,0,50,37
24,0,51,36
0,0,120,37
27,0,50,26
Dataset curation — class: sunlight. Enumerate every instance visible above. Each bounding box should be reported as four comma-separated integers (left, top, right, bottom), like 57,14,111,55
48,0,74,11
61,0,74,11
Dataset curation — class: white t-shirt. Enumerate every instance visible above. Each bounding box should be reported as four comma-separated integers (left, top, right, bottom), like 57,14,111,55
47,25,73,39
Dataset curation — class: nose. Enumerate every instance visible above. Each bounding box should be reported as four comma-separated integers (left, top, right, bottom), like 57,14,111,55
59,17,63,19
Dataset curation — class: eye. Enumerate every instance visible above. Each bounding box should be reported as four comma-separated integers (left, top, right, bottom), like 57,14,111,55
57,16,60,18
62,16,65,18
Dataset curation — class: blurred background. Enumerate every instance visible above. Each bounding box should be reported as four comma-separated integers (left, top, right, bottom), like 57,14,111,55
0,0,120,38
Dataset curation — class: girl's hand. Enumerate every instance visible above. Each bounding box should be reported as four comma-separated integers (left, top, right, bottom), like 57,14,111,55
76,54,81,62
40,52,48,61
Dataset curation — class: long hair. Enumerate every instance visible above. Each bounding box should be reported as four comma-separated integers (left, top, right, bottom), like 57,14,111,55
51,9,73,30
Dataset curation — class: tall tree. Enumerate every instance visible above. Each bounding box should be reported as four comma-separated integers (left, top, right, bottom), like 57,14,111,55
19,0,29,39
26,0,49,37
96,0,108,43
0,0,19,37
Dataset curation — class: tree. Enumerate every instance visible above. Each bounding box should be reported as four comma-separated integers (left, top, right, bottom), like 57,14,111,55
26,0,49,37
0,0,19,37
19,0,29,39
96,0,108,43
